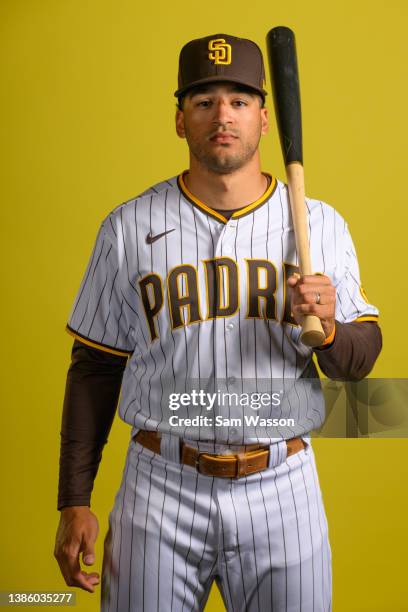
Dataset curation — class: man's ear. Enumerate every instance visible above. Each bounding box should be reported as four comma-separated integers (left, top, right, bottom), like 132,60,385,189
175,109,185,138
261,107,269,135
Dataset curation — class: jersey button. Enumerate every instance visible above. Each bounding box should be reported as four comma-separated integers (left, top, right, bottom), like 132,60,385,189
226,323,234,331
227,377,236,384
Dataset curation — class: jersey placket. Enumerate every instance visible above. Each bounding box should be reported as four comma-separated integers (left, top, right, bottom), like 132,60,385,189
212,219,241,442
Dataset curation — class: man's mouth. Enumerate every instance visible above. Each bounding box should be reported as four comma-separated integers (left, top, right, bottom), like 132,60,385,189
209,133,238,144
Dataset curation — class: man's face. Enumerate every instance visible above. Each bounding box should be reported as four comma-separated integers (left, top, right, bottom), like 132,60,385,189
175,83,269,174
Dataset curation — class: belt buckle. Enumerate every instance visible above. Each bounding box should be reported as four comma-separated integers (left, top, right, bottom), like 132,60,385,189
195,449,267,479
195,452,233,478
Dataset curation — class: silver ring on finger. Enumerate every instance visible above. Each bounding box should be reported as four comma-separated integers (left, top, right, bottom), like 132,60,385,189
315,292,321,305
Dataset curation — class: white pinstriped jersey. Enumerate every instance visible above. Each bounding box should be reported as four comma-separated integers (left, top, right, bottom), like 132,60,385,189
66,173,379,443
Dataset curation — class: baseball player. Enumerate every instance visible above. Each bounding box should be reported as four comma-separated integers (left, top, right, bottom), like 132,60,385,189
54,34,382,611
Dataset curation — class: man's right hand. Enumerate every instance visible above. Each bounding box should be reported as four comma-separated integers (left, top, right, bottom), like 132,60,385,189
54,506,100,593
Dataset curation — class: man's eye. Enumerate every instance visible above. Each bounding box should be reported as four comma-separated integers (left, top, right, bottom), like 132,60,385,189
197,100,211,107
233,100,248,107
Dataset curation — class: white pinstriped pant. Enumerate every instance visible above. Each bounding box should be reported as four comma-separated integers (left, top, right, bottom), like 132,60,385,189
101,436,332,612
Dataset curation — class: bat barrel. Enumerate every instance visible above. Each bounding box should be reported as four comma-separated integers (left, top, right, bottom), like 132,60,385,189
266,27,303,165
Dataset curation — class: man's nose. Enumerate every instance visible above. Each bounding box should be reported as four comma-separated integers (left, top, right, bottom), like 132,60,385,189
212,99,233,124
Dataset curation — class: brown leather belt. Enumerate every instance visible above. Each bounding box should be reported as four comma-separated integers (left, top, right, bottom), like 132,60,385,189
134,430,306,478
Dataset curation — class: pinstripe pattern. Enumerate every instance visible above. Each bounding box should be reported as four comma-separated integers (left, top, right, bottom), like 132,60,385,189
69,173,376,609
101,437,331,611
67,174,379,443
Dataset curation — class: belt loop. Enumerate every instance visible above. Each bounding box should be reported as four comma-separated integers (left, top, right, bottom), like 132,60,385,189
301,435,311,454
160,433,181,464
235,452,248,478
268,439,287,468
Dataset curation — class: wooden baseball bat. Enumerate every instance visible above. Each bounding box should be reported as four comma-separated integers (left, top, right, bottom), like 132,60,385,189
266,26,326,347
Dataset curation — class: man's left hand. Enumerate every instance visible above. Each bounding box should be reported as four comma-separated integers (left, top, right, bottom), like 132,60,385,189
287,274,336,339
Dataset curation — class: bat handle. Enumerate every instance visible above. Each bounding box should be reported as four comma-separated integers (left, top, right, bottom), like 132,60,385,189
286,163,326,348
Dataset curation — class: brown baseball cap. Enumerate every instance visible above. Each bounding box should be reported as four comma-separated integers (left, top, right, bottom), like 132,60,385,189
174,33,267,100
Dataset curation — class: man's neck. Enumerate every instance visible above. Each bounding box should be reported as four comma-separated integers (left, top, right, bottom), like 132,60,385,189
184,156,268,211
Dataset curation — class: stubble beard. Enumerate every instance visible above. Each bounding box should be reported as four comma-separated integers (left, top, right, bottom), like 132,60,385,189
185,129,261,175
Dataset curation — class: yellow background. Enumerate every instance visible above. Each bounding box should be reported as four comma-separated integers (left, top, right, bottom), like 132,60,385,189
1,0,407,610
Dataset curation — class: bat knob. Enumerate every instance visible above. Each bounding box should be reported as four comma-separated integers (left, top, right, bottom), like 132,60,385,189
300,315,326,347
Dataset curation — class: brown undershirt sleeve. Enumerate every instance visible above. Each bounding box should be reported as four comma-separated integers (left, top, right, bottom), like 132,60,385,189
57,340,128,510
314,320,382,381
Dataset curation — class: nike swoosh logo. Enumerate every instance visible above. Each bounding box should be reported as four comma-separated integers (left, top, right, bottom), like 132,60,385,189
146,229,175,244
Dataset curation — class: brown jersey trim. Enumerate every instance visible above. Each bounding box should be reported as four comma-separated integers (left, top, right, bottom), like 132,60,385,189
66,325,132,357
177,171,277,223
231,175,277,217
178,173,228,223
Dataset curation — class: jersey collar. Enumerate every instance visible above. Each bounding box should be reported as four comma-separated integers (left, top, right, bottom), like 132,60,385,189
177,171,277,224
